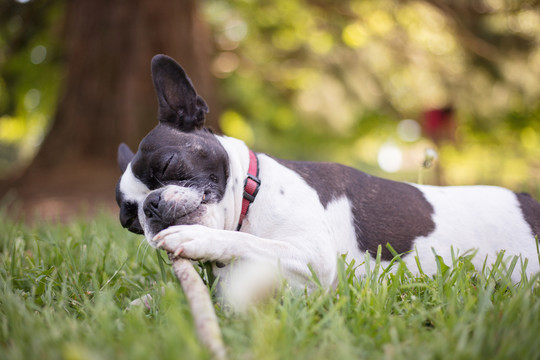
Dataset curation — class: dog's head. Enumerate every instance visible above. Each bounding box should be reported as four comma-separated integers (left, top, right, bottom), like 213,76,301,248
116,55,230,240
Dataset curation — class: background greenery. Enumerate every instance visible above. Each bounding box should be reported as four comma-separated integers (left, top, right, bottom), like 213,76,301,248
1,0,540,187
1,212,539,360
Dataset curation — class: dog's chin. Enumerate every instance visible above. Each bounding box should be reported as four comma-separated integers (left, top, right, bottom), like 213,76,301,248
144,205,207,243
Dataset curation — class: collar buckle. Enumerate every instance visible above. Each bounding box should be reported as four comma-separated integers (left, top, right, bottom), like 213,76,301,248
243,174,261,203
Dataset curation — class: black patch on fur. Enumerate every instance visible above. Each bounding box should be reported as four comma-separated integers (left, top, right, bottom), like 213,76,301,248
276,159,436,260
516,192,540,238
131,125,229,191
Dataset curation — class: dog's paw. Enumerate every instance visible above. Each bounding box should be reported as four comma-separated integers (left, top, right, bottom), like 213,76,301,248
152,225,230,262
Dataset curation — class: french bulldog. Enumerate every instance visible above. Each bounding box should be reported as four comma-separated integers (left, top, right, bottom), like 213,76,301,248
116,55,540,308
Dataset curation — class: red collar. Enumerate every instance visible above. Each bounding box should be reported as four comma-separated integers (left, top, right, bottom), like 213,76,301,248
237,150,260,231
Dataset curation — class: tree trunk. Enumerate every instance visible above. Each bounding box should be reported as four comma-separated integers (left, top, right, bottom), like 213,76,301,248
2,0,219,219
38,0,218,166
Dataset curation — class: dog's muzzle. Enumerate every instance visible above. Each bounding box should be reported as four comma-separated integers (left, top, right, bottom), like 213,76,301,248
143,186,203,227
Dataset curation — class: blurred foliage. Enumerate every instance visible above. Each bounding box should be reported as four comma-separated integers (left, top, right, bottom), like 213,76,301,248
205,0,540,188
0,0,64,174
1,0,539,189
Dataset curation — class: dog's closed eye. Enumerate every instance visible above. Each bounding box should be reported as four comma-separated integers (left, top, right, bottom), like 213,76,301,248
161,154,175,178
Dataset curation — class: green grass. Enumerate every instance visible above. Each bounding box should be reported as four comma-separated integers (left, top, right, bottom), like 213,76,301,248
1,211,539,360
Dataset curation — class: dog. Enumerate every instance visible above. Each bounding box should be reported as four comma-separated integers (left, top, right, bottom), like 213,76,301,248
116,55,540,309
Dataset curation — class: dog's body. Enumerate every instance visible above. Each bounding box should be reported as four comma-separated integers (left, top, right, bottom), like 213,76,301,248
117,55,540,309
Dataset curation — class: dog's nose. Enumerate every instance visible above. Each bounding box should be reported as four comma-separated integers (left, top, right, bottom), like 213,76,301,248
143,192,161,219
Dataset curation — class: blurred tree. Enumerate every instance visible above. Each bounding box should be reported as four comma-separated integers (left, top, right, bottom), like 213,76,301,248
34,0,219,167
1,0,218,204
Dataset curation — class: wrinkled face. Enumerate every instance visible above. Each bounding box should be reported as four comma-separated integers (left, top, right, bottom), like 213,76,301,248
116,124,229,239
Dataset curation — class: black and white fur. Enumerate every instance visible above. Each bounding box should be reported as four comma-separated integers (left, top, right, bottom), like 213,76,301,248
117,55,540,309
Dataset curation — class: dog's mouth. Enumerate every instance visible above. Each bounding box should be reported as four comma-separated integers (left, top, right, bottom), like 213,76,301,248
142,186,207,237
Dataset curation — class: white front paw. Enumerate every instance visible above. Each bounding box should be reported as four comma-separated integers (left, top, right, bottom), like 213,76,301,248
152,225,228,262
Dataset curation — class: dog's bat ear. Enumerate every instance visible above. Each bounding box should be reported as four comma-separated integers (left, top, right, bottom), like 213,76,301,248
118,143,135,172
151,54,209,132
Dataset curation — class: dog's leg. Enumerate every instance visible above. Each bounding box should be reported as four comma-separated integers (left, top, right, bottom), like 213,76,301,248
152,224,331,290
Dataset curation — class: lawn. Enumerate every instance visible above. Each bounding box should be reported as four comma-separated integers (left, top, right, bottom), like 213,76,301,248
1,210,539,360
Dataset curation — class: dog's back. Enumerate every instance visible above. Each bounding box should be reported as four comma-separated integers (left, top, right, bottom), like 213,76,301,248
263,155,540,281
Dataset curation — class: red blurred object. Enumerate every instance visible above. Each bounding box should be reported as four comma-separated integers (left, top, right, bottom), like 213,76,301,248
422,106,456,145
